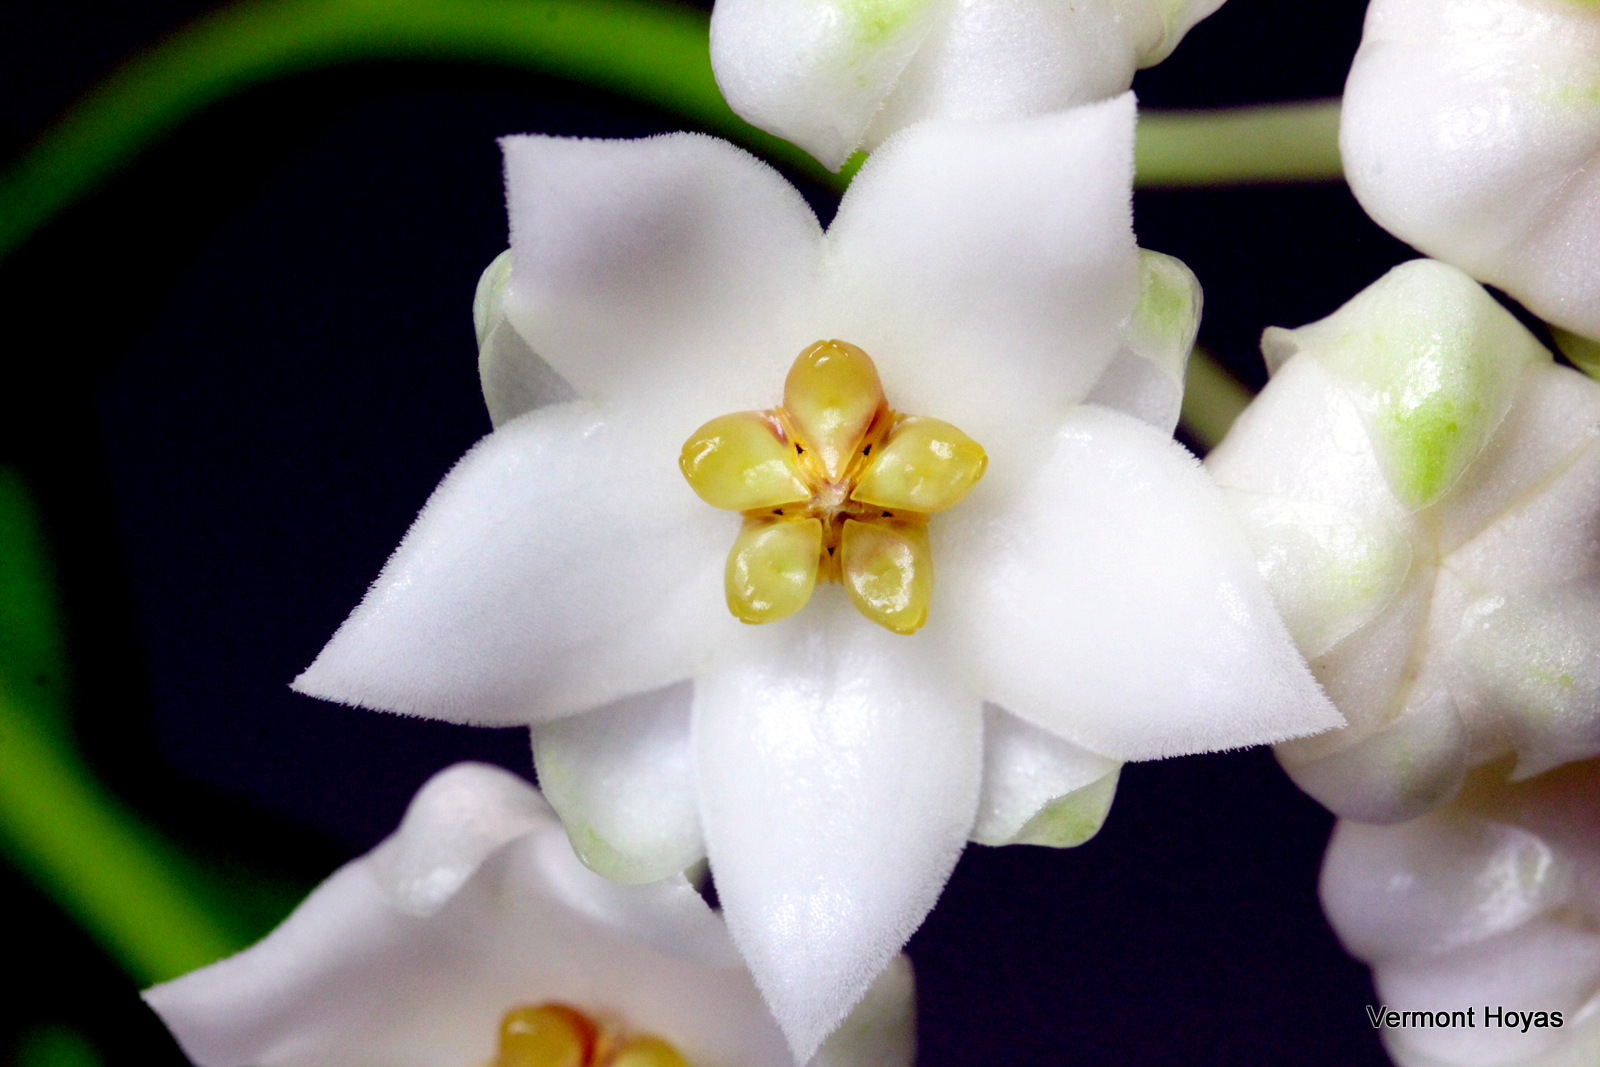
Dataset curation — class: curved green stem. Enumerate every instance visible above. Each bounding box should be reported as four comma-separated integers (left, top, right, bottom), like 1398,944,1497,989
0,468,245,984
0,688,241,984
1136,99,1343,187
1179,346,1253,452
0,0,821,261
0,0,1346,262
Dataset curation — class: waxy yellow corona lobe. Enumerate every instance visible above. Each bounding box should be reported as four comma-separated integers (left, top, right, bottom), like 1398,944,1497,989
495,1004,689,1067
680,340,987,633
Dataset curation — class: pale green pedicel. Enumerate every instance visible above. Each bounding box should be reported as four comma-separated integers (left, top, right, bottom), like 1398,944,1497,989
1552,327,1600,382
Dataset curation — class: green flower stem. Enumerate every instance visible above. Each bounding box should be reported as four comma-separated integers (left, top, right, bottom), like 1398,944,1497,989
0,0,1346,262
0,468,242,985
1136,99,1343,187
1180,346,1253,452
0,686,240,984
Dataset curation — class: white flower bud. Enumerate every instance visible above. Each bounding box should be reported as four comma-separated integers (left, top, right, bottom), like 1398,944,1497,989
1341,0,1600,342
1321,761,1600,1067
710,0,1227,169
1208,260,1600,823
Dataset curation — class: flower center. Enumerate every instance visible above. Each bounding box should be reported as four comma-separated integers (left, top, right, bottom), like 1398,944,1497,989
679,339,987,634
493,1004,688,1067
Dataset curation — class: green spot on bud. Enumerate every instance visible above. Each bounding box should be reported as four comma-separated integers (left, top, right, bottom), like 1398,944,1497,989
1277,261,1547,509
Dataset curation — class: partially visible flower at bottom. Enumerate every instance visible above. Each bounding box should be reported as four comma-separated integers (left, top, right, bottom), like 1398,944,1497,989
143,763,913,1067
1322,759,1600,1067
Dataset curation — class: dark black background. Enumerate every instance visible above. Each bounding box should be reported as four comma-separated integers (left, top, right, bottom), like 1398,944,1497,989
1,0,1412,1062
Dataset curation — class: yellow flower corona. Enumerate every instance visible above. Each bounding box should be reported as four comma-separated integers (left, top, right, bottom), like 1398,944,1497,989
680,340,987,634
494,1004,689,1067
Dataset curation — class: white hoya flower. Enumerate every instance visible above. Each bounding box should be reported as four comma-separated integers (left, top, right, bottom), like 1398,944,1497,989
1207,259,1600,826
144,762,915,1067
293,96,1339,1059
1322,760,1600,1067
1341,0,1600,344
710,0,1227,170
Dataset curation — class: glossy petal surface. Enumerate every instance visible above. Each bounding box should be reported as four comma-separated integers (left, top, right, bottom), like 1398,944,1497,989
532,684,705,885
693,597,981,1060
1084,249,1203,434
1322,762,1600,1067
971,704,1121,848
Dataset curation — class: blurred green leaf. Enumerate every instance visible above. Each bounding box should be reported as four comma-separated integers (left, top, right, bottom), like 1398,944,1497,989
13,1024,105,1067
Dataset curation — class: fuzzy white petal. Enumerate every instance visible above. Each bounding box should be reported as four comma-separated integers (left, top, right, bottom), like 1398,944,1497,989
294,403,725,724
144,766,793,1067
1084,249,1203,435
821,98,1140,484
955,404,1341,761
710,0,939,171
971,704,1120,848
693,596,981,1061
500,133,823,412
1341,0,1600,339
532,682,706,885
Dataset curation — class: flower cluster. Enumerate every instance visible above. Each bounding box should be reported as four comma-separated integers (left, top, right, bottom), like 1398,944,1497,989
141,0,1600,1062
293,95,1338,1057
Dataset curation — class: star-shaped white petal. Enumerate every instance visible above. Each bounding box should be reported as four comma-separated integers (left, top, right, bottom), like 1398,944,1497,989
296,98,1337,1057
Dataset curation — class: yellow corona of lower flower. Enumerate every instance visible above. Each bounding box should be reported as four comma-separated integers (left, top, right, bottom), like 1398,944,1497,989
679,340,987,633
495,1004,689,1067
